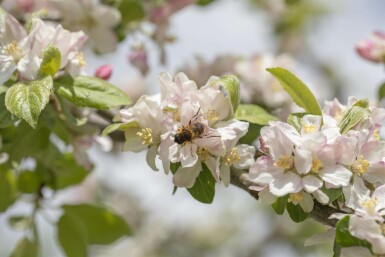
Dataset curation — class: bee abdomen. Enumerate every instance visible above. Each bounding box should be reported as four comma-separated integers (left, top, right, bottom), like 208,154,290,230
191,123,205,136
174,129,192,144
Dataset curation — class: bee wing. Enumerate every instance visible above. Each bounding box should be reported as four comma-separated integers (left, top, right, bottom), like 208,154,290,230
194,128,226,156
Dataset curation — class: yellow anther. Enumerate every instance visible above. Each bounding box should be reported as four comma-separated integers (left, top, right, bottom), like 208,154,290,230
352,156,370,175
311,159,323,173
136,128,153,145
75,52,87,67
362,198,378,215
373,128,381,141
224,148,240,166
4,41,23,61
197,147,210,161
302,124,317,134
288,193,303,204
205,109,219,124
275,155,294,170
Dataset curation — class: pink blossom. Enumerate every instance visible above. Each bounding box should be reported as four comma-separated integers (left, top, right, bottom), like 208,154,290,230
356,31,385,63
95,64,112,80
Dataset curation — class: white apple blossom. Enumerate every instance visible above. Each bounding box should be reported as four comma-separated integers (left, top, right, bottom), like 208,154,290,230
51,0,121,54
0,12,40,83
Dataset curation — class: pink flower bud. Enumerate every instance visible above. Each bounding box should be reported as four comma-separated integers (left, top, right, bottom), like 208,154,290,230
356,31,385,63
128,46,149,75
95,64,112,80
17,0,35,12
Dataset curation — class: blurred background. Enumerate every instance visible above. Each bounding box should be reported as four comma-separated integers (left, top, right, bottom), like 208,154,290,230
1,0,385,256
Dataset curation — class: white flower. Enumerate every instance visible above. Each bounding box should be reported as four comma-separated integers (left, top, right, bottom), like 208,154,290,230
51,0,121,53
0,12,39,83
349,215,385,254
119,94,164,171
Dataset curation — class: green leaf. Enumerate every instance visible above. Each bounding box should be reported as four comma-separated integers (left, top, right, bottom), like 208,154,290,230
0,85,7,94
378,82,385,101
101,123,125,137
46,152,89,190
235,104,278,125
238,123,262,145
17,171,40,194
335,216,372,248
321,187,343,204
333,240,342,257
118,0,145,24
271,196,288,215
212,75,240,113
10,237,38,257
5,76,53,128
39,45,61,77
58,211,88,257
287,112,308,132
197,0,215,5
0,92,17,128
55,75,132,110
339,106,371,134
267,67,322,116
62,204,132,245
286,202,308,223
8,216,31,230
353,98,369,108
0,170,16,212
187,164,215,204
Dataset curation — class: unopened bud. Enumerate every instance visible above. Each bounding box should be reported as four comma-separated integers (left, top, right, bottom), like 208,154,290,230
128,45,149,76
95,64,112,80
356,31,385,63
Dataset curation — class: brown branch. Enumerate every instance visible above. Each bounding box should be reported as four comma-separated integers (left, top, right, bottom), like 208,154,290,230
230,169,340,227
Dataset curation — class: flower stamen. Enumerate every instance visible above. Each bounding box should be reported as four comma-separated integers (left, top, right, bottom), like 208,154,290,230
225,148,240,166
302,124,317,134
275,155,294,170
3,41,23,61
205,109,219,124
137,128,153,145
362,198,378,215
352,156,370,175
288,193,303,205
311,159,323,173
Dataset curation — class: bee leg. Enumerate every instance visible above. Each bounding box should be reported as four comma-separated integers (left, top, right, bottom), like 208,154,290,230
191,107,202,123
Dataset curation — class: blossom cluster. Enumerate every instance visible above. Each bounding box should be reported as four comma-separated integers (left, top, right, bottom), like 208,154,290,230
250,97,385,211
0,10,88,84
356,31,385,64
249,97,385,255
118,73,255,188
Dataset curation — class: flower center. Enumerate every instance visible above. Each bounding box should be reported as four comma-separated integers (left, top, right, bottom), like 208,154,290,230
197,147,210,161
224,148,240,166
275,155,294,170
3,41,23,61
311,159,323,173
163,107,181,122
75,52,87,67
136,128,153,145
288,193,303,204
373,128,381,141
302,124,317,134
352,156,370,175
205,109,219,124
362,197,378,215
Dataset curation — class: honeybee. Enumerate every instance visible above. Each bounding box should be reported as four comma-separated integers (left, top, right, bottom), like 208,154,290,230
174,122,205,144
174,108,207,145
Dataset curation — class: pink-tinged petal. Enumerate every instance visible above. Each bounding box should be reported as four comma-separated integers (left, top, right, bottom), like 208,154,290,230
365,162,385,184
370,235,385,254
299,192,314,213
219,164,230,187
173,162,202,188
313,189,329,204
270,171,301,197
158,134,176,174
249,156,283,185
146,145,158,171
194,129,226,157
0,57,15,84
180,143,198,167
294,147,312,174
372,184,385,211
2,13,26,42
319,164,352,187
302,175,323,193
334,135,358,165
361,141,385,162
